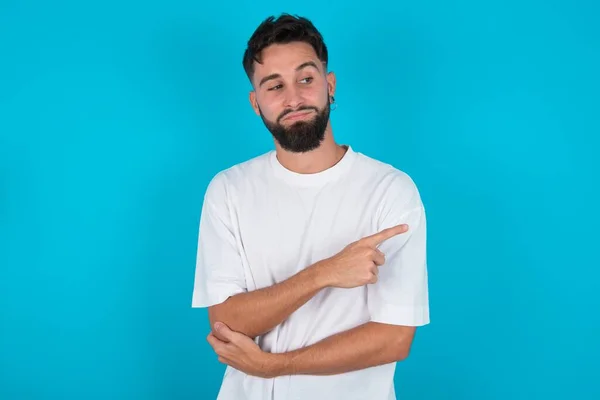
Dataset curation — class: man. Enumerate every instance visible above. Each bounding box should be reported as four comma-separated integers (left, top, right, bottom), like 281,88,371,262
191,14,429,400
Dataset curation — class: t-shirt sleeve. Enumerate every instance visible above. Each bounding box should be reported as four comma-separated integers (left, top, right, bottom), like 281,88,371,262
191,173,247,308
367,172,430,326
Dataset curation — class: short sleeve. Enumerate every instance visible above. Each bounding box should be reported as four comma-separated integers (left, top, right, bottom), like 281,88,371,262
191,173,247,308
367,172,430,326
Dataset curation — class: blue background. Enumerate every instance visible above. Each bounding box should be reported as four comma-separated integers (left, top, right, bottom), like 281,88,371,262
1,0,599,399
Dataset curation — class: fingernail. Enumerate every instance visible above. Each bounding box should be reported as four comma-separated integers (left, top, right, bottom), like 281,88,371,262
214,322,223,331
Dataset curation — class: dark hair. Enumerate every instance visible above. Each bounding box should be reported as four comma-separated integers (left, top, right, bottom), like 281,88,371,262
242,14,329,83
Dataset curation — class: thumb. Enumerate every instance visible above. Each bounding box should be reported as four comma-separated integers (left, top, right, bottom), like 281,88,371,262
214,322,233,339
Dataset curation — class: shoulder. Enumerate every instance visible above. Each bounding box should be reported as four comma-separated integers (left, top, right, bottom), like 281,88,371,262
350,150,425,224
352,151,425,229
353,150,421,199
204,150,272,201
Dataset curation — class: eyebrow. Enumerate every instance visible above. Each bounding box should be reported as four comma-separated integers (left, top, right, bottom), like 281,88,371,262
258,61,321,87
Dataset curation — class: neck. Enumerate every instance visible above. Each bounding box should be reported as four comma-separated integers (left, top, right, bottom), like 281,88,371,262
274,125,347,174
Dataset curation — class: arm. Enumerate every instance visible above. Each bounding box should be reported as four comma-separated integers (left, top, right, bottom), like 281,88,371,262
210,222,410,341
206,171,430,377
208,262,327,341
273,321,415,376
200,174,409,341
206,320,416,378
274,174,428,376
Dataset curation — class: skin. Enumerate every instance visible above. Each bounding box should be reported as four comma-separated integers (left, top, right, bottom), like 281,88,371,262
206,41,418,377
249,41,345,174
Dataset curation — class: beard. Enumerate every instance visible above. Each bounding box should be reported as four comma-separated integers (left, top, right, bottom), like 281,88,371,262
259,101,330,153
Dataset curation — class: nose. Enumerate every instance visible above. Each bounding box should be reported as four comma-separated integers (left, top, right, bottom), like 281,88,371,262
283,85,304,109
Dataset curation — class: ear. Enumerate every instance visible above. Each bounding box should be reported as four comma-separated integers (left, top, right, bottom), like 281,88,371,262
249,91,260,116
326,71,337,99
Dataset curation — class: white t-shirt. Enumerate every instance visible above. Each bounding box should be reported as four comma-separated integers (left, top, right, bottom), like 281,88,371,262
192,145,429,400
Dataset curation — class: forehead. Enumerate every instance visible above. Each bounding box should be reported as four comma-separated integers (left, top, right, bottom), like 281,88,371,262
253,42,322,77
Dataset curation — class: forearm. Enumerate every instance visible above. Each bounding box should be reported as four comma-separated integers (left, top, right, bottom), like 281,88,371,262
209,262,328,340
275,322,414,376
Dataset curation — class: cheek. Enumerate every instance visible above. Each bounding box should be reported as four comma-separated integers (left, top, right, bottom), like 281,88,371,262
257,97,283,119
300,85,327,103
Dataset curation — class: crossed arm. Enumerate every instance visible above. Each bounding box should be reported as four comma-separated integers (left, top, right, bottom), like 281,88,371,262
207,261,326,341
198,170,427,377
208,317,415,378
279,322,415,376
206,256,417,377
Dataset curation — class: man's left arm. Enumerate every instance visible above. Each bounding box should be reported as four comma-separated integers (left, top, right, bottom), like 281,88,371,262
208,319,415,378
274,176,429,376
272,321,415,376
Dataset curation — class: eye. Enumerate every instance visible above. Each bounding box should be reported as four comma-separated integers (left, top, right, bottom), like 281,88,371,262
268,84,283,91
300,77,313,84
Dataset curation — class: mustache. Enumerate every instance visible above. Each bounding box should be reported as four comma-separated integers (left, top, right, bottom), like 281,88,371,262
277,106,319,123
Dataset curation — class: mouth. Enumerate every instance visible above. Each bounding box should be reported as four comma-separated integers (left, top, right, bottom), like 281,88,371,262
281,110,314,122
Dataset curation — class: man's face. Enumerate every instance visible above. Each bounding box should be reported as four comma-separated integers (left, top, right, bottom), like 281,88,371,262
249,42,335,153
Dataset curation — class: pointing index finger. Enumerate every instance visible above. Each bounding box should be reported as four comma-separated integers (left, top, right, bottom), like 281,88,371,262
363,224,409,247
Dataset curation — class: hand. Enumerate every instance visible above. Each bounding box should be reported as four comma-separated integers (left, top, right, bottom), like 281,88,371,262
318,224,409,288
207,322,282,379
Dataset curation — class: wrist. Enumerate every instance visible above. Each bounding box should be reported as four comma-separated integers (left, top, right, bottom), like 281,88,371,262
268,352,293,377
308,260,332,289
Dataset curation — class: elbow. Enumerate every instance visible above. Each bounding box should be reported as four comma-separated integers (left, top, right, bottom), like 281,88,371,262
392,331,415,362
208,304,226,330
395,343,412,361
208,303,236,336
375,322,416,362
208,303,259,340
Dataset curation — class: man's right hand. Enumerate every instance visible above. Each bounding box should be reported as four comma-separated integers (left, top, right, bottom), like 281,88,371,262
317,224,409,288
